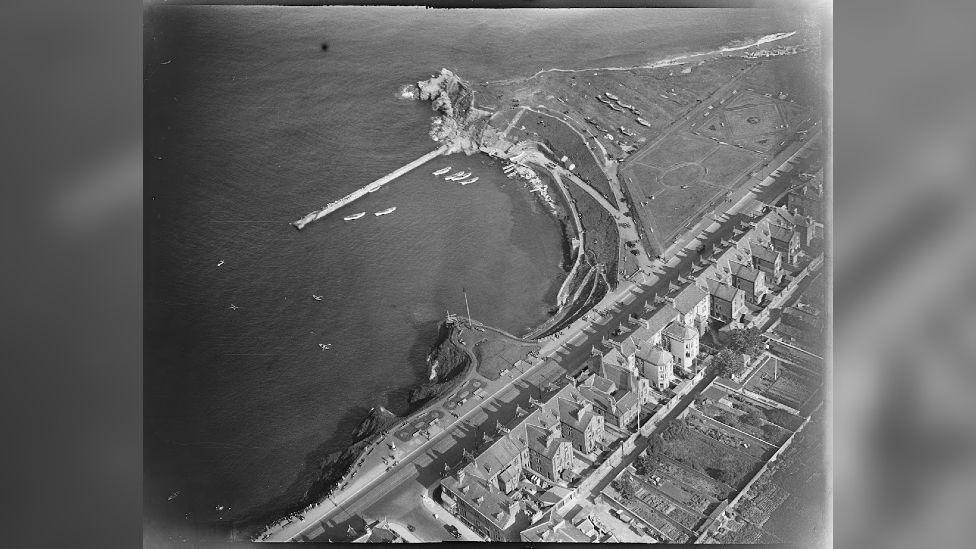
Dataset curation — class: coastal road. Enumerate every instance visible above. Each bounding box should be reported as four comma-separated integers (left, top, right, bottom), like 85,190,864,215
265,103,818,544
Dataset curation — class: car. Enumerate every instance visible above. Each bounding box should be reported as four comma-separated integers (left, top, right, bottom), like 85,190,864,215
445,524,462,538
407,524,416,533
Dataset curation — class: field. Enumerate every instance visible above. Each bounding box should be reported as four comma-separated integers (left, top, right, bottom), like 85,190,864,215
632,179,727,244
700,144,762,185
624,164,664,198
660,163,705,188
652,421,765,490
638,133,717,169
740,52,825,109
711,410,826,545
743,357,822,411
478,56,755,161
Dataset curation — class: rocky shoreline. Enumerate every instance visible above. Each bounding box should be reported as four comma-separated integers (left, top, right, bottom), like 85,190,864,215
243,322,472,540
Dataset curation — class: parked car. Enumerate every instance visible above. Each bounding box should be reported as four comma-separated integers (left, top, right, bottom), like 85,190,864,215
445,524,461,539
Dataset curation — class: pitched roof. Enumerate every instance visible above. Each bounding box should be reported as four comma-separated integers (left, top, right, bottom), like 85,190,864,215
663,320,699,341
672,284,708,315
442,472,517,530
635,345,673,366
614,390,639,411
526,423,560,458
768,223,795,243
556,396,597,431
641,304,681,338
582,374,617,395
599,362,634,392
730,261,762,283
749,241,779,264
706,278,741,303
474,430,523,478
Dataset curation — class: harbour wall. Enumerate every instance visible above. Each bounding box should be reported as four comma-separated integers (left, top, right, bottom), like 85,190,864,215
292,145,448,229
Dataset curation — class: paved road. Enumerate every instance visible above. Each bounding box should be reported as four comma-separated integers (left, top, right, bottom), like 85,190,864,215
264,80,821,545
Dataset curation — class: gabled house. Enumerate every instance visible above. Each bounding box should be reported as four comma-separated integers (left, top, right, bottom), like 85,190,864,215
705,278,746,325
555,396,604,454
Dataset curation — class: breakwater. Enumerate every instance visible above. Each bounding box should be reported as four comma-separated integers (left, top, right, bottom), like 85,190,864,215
291,146,447,230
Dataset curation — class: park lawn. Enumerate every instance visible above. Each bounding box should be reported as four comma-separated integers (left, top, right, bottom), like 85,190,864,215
700,144,762,187
639,132,718,169
473,333,537,380
741,52,825,109
624,163,664,199
637,180,727,243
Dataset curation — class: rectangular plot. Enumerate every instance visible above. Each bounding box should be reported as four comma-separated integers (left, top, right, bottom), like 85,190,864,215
700,145,761,187
640,132,718,168
638,183,726,242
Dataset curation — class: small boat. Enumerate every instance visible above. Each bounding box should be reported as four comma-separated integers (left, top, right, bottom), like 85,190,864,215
217,260,225,267
229,304,239,310
459,177,479,186
168,491,181,501
312,294,323,301
432,167,451,175
343,212,366,221
160,59,172,65
374,207,397,216
319,343,332,350
445,171,473,181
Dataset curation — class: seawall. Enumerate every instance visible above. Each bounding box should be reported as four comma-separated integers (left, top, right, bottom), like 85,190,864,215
292,146,447,230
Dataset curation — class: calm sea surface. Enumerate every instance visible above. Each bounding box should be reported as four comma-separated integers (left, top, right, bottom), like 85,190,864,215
144,5,790,538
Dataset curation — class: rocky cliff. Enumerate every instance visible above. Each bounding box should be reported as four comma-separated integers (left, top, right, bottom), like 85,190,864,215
407,321,471,407
415,68,491,155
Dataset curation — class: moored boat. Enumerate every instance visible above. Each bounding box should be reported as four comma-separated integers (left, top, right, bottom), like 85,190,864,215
432,167,451,175
343,212,366,221
445,171,472,181
459,177,479,185
374,206,397,216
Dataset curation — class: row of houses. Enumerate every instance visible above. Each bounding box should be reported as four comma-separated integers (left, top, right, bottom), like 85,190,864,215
698,204,818,325
437,280,717,540
436,204,823,541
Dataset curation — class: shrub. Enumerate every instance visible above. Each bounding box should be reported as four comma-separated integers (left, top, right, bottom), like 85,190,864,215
761,423,781,439
713,349,745,378
741,410,764,427
727,327,765,357
661,419,690,442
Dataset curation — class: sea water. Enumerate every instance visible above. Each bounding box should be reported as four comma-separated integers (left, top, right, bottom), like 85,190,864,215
144,5,792,540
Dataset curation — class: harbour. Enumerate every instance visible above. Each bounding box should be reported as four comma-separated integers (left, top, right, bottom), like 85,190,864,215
292,146,447,230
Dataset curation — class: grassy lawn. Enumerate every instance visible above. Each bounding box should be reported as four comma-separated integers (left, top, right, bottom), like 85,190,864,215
472,333,538,381
741,53,825,109
700,144,762,187
661,163,705,188
636,180,726,242
624,164,664,198
638,132,718,169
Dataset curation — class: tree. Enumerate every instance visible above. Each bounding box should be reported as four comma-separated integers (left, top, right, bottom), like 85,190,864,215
661,419,689,442
741,409,764,427
634,454,654,476
761,423,781,440
727,327,765,357
612,477,637,500
713,349,745,379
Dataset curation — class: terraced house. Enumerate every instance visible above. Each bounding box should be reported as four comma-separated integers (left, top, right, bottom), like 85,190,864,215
439,384,607,540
